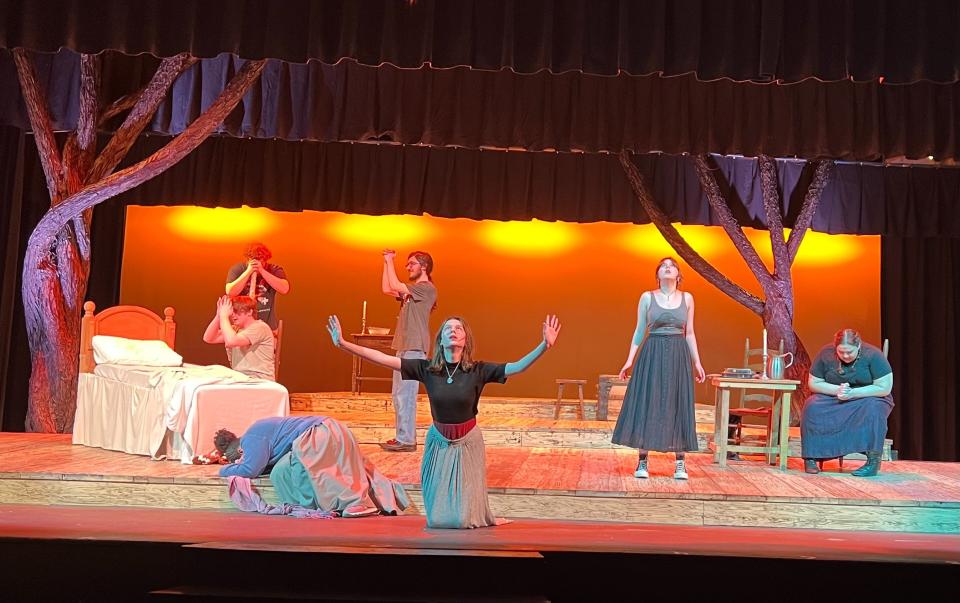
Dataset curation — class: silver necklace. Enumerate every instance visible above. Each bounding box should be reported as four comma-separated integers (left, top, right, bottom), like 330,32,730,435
444,361,461,384
837,348,861,375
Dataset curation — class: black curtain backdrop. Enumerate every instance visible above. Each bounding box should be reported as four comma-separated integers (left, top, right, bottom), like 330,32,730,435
107,135,960,237
0,125,25,431
0,127,123,431
882,237,960,462
1,0,959,84
3,50,960,161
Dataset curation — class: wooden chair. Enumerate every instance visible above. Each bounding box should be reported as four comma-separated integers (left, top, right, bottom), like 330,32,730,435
554,379,587,420
273,320,283,382
820,338,889,471
728,337,784,461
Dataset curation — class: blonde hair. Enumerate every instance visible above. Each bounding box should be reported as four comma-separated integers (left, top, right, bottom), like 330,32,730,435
428,316,476,373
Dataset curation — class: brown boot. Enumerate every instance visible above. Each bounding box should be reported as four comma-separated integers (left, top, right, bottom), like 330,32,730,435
851,451,881,477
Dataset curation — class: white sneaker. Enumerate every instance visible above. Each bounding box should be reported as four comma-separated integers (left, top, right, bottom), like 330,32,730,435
673,459,689,480
634,458,649,479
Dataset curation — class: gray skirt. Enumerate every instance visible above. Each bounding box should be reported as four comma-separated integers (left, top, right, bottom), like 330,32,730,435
611,333,698,452
420,425,497,529
800,393,893,458
269,419,410,514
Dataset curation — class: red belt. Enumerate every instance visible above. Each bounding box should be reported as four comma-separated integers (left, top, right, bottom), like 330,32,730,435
433,417,477,439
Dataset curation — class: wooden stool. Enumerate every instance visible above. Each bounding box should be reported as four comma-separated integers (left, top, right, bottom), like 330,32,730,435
554,379,587,419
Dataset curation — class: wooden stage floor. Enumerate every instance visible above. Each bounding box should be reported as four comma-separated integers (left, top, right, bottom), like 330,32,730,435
0,431,957,534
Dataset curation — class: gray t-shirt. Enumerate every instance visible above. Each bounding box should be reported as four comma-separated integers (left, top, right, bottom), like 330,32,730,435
392,281,437,353
229,320,276,381
227,262,287,329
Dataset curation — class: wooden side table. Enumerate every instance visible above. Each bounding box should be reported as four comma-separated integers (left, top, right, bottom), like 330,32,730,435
350,333,395,394
597,374,628,421
709,376,800,470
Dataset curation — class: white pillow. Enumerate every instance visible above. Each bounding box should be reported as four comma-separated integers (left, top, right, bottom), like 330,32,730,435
92,335,183,367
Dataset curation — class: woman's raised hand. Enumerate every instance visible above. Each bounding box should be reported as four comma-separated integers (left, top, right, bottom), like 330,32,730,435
542,314,562,348
326,315,343,347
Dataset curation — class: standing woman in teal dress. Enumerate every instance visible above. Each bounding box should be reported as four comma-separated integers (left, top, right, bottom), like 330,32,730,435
612,258,706,480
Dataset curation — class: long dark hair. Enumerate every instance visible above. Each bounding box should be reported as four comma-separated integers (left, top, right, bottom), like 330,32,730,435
427,316,476,373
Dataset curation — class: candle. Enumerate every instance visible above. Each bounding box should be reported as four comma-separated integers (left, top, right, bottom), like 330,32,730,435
762,328,767,352
362,300,367,322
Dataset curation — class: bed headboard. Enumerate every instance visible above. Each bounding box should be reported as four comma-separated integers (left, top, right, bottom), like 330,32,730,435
79,301,177,373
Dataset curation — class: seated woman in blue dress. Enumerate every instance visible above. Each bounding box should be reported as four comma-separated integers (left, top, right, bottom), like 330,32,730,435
801,329,893,477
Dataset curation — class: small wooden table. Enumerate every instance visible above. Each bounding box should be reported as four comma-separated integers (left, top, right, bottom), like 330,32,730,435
597,374,629,421
710,376,800,470
350,333,395,394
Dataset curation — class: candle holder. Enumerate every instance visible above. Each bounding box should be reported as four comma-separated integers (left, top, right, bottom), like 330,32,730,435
761,350,769,380
361,317,367,335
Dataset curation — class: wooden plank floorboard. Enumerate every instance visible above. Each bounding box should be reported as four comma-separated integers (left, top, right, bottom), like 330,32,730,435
486,448,533,490
731,465,815,500
697,461,766,498
536,448,584,493
874,461,960,503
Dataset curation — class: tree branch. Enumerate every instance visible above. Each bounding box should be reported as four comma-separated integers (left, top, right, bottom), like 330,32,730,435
63,54,101,205
12,49,66,202
618,151,764,315
89,53,198,183
758,155,790,281
693,155,774,289
787,160,834,264
26,59,266,260
98,86,148,126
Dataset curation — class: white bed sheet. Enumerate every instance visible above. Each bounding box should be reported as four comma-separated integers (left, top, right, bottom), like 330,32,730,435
73,363,290,462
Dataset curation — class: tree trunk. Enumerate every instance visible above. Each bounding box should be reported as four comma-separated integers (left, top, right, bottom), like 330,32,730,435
24,225,88,432
761,278,811,421
15,50,264,432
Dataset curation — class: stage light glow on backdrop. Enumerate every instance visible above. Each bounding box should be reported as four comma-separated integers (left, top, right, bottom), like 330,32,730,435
326,213,438,248
747,229,862,266
167,206,279,241
125,204,880,397
478,219,580,256
619,224,726,259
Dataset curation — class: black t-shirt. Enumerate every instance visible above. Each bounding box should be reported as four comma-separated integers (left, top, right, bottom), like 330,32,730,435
227,262,287,329
401,358,507,424
809,343,892,388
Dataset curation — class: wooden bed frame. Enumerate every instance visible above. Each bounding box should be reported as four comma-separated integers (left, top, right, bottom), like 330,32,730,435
78,301,176,373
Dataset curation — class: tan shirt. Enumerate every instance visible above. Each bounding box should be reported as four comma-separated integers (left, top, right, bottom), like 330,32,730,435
392,281,437,353
229,320,275,381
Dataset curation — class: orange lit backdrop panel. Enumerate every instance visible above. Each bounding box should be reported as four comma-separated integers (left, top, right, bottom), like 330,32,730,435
120,206,880,399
